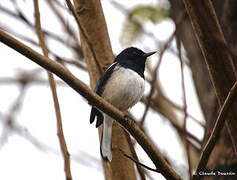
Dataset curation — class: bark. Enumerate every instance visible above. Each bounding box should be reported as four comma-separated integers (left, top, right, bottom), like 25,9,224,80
72,0,137,179
169,1,216,172
169,0,237,177
180,0,237,146
214,0,237,65
169,1,217,138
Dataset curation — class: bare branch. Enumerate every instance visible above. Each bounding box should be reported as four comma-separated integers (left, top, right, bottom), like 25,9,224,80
140,32,175,126
65,0,103,74
115,148,161,174
124,130,146,180
33,1,72,179
193,81,237,179
182,0,237,154
177,39,192,177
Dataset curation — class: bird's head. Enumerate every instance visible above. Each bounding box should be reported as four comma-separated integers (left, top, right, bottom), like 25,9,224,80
115,47,156,67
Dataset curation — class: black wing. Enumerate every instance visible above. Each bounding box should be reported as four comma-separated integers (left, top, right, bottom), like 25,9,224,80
90,62,118,127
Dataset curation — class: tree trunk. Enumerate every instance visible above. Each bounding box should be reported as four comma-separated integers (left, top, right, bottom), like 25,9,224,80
72,0,137,179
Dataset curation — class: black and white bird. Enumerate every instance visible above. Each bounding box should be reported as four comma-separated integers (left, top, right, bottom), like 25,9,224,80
90,47,156,162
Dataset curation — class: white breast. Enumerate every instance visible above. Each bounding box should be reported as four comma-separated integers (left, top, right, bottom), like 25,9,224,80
102,66,145,111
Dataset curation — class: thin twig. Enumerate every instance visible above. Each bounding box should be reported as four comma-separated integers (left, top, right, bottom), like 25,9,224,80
115,148,160,174
177,39,192,178
0,84,26,147
47,0,78,41
0,24,85,70
124,130,146,180
0,4,82,57
110,0,184,63
140,11,186,126
33,1,72,179
193,81,237,180
140,32,175,126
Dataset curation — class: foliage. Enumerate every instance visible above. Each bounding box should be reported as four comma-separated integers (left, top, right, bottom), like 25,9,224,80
120,5,168,46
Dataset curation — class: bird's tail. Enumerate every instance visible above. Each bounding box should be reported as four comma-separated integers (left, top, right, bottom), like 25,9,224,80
100,114,113,162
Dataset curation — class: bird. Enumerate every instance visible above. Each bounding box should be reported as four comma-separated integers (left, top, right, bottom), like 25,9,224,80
89,47,156,162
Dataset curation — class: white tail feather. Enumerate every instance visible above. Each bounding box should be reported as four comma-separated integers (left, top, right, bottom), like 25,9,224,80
101,115,113,162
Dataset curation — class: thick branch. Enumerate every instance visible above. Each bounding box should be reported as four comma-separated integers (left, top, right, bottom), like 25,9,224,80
0,29,181,180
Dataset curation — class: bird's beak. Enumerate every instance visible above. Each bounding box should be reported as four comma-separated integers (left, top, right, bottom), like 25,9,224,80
143,51,156,58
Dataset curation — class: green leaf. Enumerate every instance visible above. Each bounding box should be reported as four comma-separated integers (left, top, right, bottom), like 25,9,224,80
120,5,168,46
130,6,167,23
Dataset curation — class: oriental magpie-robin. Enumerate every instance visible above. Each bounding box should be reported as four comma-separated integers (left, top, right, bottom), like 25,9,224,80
90,47,156,161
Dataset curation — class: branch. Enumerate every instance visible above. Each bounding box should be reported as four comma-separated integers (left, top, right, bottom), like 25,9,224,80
0,25,85,70
115,148,160,174
140,32,175,126
65,0,103,74
177,38,192,178
182,0,237,153
124,130,146,180
0,4,82,57
33,1,72,179
193,81,237,179
0,29,180,180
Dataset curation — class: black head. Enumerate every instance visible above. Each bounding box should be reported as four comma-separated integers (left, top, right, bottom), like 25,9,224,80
115,47,156,78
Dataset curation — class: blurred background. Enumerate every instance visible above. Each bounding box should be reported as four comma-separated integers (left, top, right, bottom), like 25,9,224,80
0,0,236,180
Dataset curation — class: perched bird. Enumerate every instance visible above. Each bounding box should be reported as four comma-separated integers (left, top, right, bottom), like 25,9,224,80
90,47,156,162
